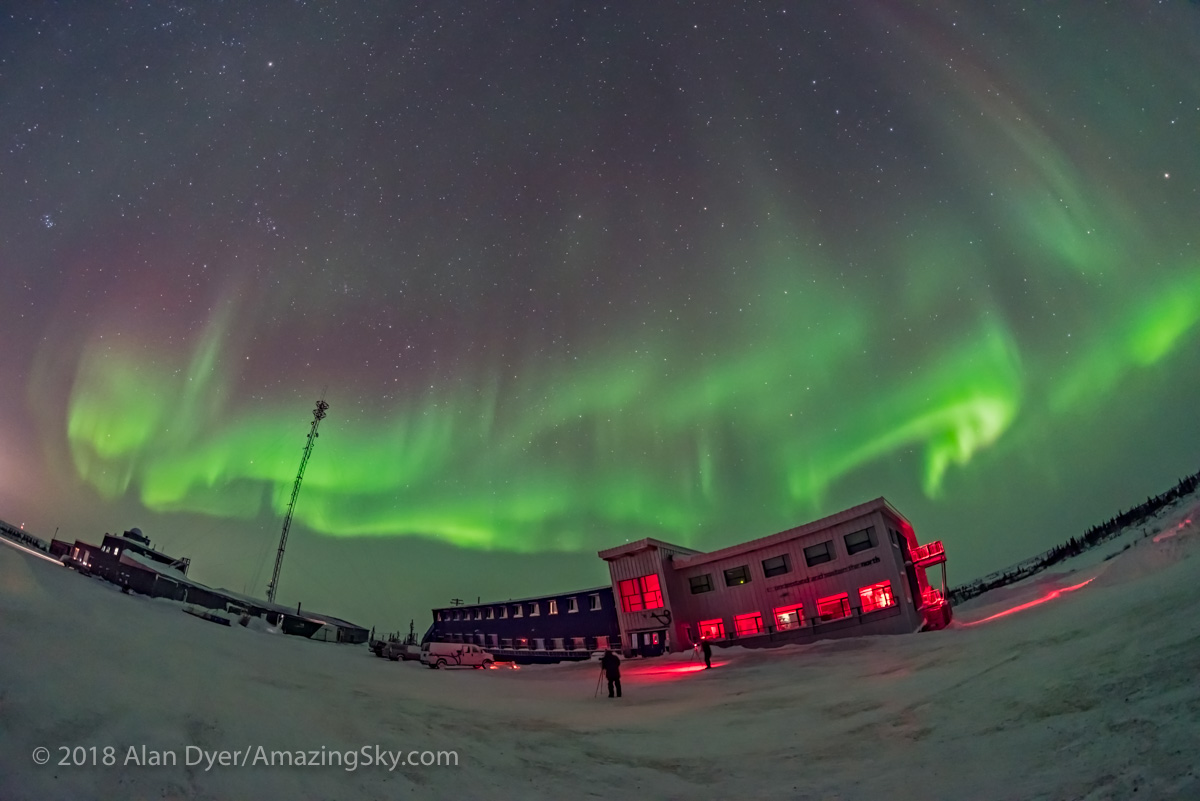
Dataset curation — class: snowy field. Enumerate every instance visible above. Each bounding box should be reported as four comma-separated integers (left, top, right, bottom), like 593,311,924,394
2,497,1198,801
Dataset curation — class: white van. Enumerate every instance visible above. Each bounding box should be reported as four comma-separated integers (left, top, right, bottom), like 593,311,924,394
421,642,494,669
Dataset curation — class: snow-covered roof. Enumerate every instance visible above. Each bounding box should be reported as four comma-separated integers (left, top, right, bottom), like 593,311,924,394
597,537,703,561
119,550,196,584
432,585,614,612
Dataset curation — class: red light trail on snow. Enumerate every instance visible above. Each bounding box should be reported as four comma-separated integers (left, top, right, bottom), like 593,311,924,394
961,577,1095,627
1153,517,1193,543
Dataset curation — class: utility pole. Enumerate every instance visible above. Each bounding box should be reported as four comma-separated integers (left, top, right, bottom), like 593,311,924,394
266,397,329,605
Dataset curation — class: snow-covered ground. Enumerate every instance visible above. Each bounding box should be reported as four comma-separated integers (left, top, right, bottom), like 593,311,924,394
2,496,1198,800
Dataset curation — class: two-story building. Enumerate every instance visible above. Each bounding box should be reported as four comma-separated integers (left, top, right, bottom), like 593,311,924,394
599,497,950,656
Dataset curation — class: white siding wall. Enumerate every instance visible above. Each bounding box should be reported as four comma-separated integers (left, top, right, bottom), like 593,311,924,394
605,547,675,650
665,511,923,647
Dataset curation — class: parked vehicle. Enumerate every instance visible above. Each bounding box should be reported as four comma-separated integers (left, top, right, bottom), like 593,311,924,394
383,641,421,661
421,642,493,669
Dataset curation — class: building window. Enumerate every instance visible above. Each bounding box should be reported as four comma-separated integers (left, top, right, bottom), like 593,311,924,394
453,611,461,621
515,637,528,649
549,599,558,615
774,604,804,631
499,606,508,619
698,619,726,640
501,638,513,649
513,605,523,618
551,637,564,650
590,593,602,611
529,602,540,617
474,609,482,620
844,526,877,555
723,565,751,586
486,608,495,620
734,612,764,637
618,576,662,612
761,554,791,578
567,597,579,613
689,574,714,594
436,611,444,622
816,593,852,621
804,540,834,567
571,637,586,650
859,581,895,613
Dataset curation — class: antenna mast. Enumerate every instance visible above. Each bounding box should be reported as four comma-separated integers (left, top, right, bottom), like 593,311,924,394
266,396,330,604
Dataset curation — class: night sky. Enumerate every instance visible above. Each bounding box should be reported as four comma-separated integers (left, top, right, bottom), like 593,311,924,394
3,2,1198,630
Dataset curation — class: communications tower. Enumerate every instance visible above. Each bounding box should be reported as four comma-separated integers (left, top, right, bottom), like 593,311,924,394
266,397,330,604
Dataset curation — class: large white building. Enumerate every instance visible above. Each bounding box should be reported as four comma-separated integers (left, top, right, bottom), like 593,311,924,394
599,497,950,656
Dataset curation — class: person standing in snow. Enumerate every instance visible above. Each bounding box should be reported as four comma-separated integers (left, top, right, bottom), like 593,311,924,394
701,638,712,669
601,649,622,698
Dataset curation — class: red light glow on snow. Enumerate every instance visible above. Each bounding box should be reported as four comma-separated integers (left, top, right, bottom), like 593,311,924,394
622,661,728,681
962,578,1095,627
1153,517,1193,543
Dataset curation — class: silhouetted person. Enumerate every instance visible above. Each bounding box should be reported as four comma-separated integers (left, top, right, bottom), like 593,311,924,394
601,649,622,698
701,639,712,669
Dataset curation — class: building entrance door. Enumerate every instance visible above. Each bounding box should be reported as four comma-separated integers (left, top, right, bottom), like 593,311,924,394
638,630,666,657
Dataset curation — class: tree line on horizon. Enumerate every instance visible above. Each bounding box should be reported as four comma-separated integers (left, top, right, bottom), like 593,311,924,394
948,467,1200,605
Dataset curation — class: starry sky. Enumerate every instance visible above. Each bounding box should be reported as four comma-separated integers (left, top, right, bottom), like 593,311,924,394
2,2,1198,631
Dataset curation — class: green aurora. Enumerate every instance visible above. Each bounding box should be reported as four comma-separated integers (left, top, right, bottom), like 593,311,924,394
7,1,1200,580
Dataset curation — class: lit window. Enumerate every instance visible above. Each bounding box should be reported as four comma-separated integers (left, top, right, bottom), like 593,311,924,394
499,607,508,619
529,602,540,616
618,576,662,612
567,597,579,613
474,609,482,620
698,619,726,640
859,581,895,613
486,608,495,620
513,605,523,618
844,526,876,555
723,565,751,586
596,635,609,650
804,540,834,567
618,579,642,612
734,612,764,637
590,593,602,611
689,574,714,594
761,554,790,578
549,599,558,615
774,604,804,631
816,593,852,621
